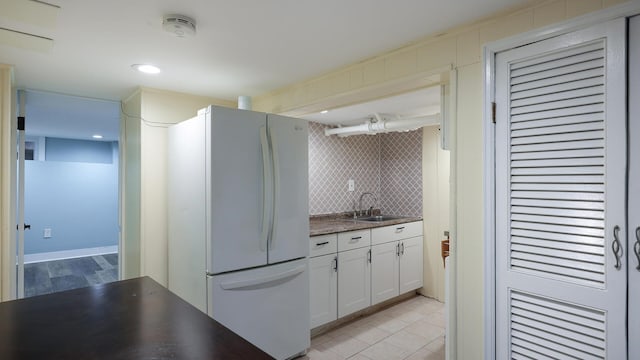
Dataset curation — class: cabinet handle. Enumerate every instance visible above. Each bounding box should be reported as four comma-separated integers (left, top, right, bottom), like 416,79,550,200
367,249,371,263
350,236,362,240
634,227,640,271
401,242,405,255
396,227,405,232
316,241,329,246
612,225,622,270
396,243,400,256
333,256,338,272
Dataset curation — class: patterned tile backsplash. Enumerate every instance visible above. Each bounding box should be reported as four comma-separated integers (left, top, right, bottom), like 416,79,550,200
308,122,422,216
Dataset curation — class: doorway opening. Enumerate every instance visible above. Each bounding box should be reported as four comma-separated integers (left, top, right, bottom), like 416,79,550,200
301,85,451,302
18,90,120,298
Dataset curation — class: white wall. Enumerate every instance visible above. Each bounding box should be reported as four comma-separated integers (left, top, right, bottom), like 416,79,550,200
0,65,14,300
122,87,233,286
421,125,450,302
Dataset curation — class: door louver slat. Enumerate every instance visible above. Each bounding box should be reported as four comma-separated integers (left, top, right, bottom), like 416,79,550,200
508,40,606,289
511,237,603,255
509,291,605,359
510,42,604,70
511,229,604,246
511,77,604,101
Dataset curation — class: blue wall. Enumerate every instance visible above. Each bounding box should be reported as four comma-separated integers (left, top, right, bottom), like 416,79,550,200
24,139,118,254
46,138,114,164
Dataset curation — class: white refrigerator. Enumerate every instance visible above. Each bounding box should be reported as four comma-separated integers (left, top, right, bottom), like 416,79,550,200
168,105,310,359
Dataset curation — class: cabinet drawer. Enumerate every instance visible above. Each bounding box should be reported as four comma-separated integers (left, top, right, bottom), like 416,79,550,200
309,234,338,257
371,221,423,245
338,230,371,252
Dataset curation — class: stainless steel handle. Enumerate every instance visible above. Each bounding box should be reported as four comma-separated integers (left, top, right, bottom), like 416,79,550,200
316,241,329,246
219,265,305,290
269,127,280,250
367,249,371,263
401,242,405,255
333,256,338,272
259,127,271,252
612,225,622,270
634,227,640,271
396,227,405,232
351,236,362,240
396,243,400,256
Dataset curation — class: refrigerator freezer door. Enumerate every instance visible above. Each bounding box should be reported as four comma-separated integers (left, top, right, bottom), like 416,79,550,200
266,114,309,264
208,258,310,360
207,106,270,274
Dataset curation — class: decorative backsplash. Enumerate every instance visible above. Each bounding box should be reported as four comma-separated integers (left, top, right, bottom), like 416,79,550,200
308,121,423,217
380,131,423,217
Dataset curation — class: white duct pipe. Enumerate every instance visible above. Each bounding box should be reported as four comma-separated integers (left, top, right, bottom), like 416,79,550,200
238,96,252,110
324,113,440,137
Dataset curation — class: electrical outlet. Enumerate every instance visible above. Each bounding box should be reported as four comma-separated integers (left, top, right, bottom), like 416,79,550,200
44,228,52,238
348,179,355,192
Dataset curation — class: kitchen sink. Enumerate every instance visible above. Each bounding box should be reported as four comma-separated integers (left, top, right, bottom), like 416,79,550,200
356,215,406,222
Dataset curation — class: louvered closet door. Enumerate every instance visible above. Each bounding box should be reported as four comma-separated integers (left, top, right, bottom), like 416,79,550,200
495,19,627,359
628,15,640,360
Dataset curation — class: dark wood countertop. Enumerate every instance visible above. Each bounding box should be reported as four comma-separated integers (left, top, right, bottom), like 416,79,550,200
0,276,273,360
310,214,423,236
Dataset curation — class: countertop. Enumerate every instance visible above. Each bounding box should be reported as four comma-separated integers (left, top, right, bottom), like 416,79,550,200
0,276,272,360
310,213,422,237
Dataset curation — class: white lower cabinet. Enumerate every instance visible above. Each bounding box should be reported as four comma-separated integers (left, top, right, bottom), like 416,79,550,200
399,236,423,294
309,221,423,328
309,253,338,328
371,236,424,306
371,241,400,304
337,246,372,317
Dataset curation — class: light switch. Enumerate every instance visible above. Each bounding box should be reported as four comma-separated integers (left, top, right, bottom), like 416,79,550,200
348,179,355,192
44,228,52,238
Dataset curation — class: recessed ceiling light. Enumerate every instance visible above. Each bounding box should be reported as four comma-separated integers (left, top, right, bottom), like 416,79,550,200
131,64,161,74
320,110,329,114
92,134,103,139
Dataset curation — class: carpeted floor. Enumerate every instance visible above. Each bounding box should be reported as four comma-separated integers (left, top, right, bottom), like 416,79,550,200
24,253,118,298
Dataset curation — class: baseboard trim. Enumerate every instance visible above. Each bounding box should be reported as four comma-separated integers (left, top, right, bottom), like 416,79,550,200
24,245,118,264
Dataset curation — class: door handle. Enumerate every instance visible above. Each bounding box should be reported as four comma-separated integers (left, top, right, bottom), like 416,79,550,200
634,227,640,271
612,225,622,270
367,249,372,263
219,265,305,290
396,243,400,256
16,224,30,230
333,256,338,272
401,242,405,255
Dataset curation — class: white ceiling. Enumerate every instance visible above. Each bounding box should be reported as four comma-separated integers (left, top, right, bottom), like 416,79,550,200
3,0,531,139
1,0,531,102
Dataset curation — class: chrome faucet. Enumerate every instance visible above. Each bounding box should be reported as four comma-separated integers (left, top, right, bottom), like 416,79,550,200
358,192,377,217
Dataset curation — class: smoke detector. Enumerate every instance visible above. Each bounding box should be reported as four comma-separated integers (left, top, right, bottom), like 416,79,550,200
163,14,196,37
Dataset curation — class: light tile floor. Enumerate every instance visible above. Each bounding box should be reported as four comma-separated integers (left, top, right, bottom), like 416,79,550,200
305,295,445,360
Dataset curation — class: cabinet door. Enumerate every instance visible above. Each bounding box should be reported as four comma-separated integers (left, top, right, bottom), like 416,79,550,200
309,254,338,328
494,19,627,359
399,236,423,293
338,247,371,317
371,241,399,305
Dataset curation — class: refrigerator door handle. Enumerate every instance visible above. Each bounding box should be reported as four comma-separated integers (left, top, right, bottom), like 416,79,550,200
269,127,280,250
260,126,272,252
219,265,305,290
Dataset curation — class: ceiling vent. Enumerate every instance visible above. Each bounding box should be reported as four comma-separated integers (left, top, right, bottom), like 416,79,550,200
163,14,196,37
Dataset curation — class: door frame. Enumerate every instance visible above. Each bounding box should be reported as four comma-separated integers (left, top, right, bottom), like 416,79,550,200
1,89,124,300
482,3,640,359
